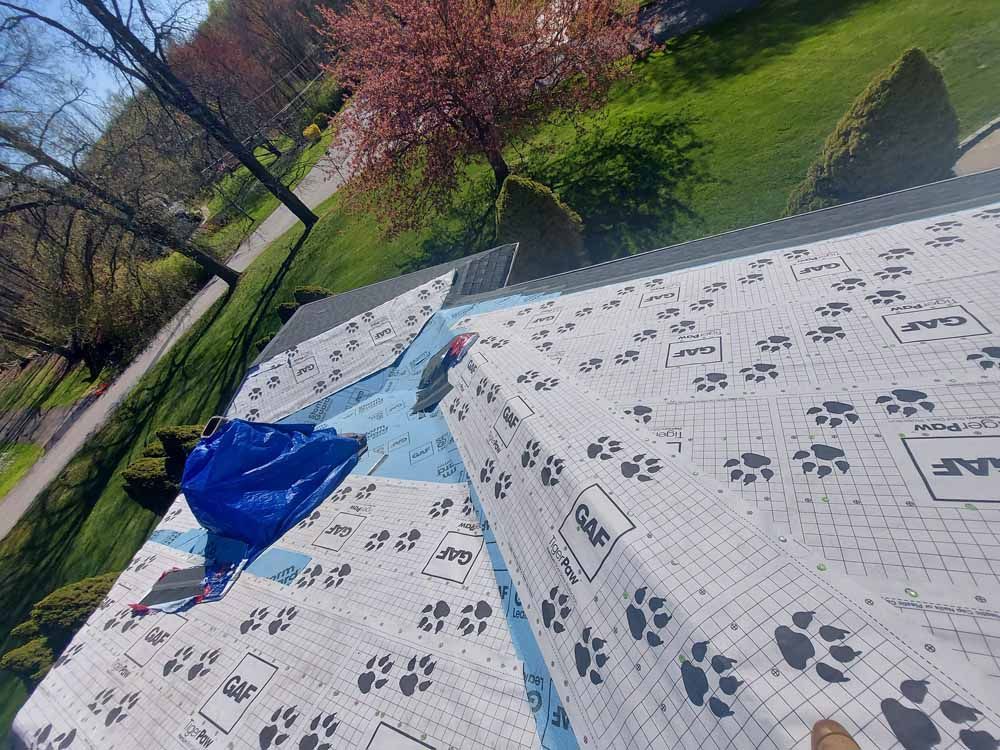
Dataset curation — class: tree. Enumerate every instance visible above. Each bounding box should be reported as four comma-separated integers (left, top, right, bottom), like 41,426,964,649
316,0,632,233
0,0,319,229
786,48,959,215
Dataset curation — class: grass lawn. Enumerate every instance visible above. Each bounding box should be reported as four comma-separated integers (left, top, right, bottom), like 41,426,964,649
2,0,1000,736
0,358,104,415
0,445,44,501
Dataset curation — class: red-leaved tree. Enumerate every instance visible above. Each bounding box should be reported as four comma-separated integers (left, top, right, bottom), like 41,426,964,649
317,0,632,233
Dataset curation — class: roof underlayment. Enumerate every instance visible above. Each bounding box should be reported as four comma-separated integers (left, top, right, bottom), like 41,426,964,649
13,178,1000,750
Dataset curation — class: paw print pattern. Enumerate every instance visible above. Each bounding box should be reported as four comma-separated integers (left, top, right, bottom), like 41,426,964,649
429,497,454,518
656,307,681,320
163,646,192,676
693,372,728,392
756,335,791,353
689,298,715,312
621,454,662,482
807,401,859,428
31,725,76,749
322,564,351,589
624,404,653,424
832,277,866,292
54,643,83,669
516,370,540,385
365,530,391,551
542,587,571,634
973,207,1000,220
967,346,1000,370
925,235,964,248
296,564,324,588
792,444,850,477
625,587,671,646
740,363,779,383
458,601,492,636
785,248,810,260
88,688,139,726
346,321,359,333
186,649,220,681
297,511,321,530
775,610,861,684
806,325,845,343
723,453,774,484
880,247,915,261
480,458,495,484
881,678,997,750
486,383,501,403
703,281,727,294
557,322,576,334
670,320,695,334
394,529,421,552
455,402,470,421
355,483,377,501
475,377,488,398
266,375,281,390
312,380,328,394
875,389,934,417
346,339,360,351
681,641,741,718
876,266,911,281
926,220,962,233
633,329,657,343
540,455,564,486
358,654,393,693
245,405,260,419
739,273,764,285
530,329,550,342
249,387,263,401
405,314,418,326
521,440,541,468
815,301,852,318
329,350,342,363
574,627,608,685
103,607,141,633
267,606,297,635
601,299,621,311
297,713,339,750
240,607,268,634
587,436,623,460
259,706,300,749
494,471,512,500
749,258,774,269
417,288,431,300
418,600,450,633
399,655,435,696
534,376,560,391
616,285,636,296
614,350,640,365
575,306,593,318
644,277,665,288
578,357,603,373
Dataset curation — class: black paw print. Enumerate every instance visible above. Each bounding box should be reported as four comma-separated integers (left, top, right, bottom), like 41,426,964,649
575,306,593,318
535,376,560,391
882,678,996,750
785,248,810,260
587,436,623,460
361,311,375,323
358,654,393,693
297,713,339,750
405,314,418,326
621,454,662,482
420,305,433,316
267,606,297,635
815,301,852,318
32,724,76,749
365,530,391,551
806,401,859,428
240,607,268,634
540,455,564,486
536,341,553,353
494,471,512,500
328,484,353,504
775,610,860,684
875,388,934,417
926,220,962,233
723,453,774,484
670,320,695,334
740,363,779,383
516,370,540,385
756,335,791,353
391,342,405,355
739,273,764,285
614,350,640,365
973,207,1000,220
602,299,621,311
259,705,299,749
616,285,635,296
703,281,727,294
689,299,715,312
516,308,534,317
346,339,360,351
574,627,608,685
88,688,139,726
542,587,572,634
475,377,489,398
458,601,492,636
486,382,501,403
792,444,850,477
187,649,220,681
624,404,653,424
556,323,575,335
249,387,263,401
693,372,728,392
967,346,1000,370
247,408,261,423
480,458,495,484
103,607,141,633
163,646,193,677
296,563,324,588
297,512,321,532
806,325,845,343
578,357,603,373
329,368,343,382
530,329,550,342
539,300,556,309
876,266,911,281
880,247,915,261
346,321,359,333
54,643,83,669
925,235,964,248
455,402,470,421
460,496,473,516
417,288,431,300
626,587,671,647
832,277,866,292
681,641,741,718
329,350,342,363
429,497,454,518
656,307,681,320
266,375,281,390
644,277,665,288
749,258,774,269
394,529,421,552
633,329,657,343
355,483,377,501
312,380,328,394
323,564,351,589
418,600,450,633
522,440,541,468
432,278,446,290
399,655,435,696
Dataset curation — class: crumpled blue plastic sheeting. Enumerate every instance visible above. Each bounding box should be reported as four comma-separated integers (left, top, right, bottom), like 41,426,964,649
181,419,361,558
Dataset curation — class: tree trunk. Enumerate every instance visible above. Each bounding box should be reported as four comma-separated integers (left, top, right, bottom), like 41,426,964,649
0,330,73,359
486,147,510,189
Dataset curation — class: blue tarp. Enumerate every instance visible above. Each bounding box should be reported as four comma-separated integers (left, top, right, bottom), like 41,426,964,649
181,420,362,559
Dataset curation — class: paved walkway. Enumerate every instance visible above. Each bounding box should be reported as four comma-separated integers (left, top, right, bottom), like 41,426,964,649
955,128,1000,176
0,144,352,541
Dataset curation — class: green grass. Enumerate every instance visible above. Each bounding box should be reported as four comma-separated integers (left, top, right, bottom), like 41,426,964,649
0,358,102,415
0,445,44,501
3,0,1000,735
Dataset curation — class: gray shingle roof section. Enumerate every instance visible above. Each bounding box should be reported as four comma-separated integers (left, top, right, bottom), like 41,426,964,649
255,243,517,363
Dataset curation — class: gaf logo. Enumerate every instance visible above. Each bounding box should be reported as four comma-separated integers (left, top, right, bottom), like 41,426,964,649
492,395,535,447
902,435,1000,503
409,441,434,464
200,654,276,734
422,531,484,584
314,512,366,552
558,485,635,582
790,255,850,281
369,319,396,345
638,285,681,308
526,311,561,327
289,353,319,383
883,304,990,344
126,614,186,667
665,336,723,368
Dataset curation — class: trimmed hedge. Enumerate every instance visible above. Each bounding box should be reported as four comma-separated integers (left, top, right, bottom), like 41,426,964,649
121,457,180,502
0,638,54,684
496,175,588,285
278,301,300,323
786,48,959,215
9,619,40,645
31,572,118,645
293,285,334,305
142,441,167,458
254,333,275,354
155,424,203,461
